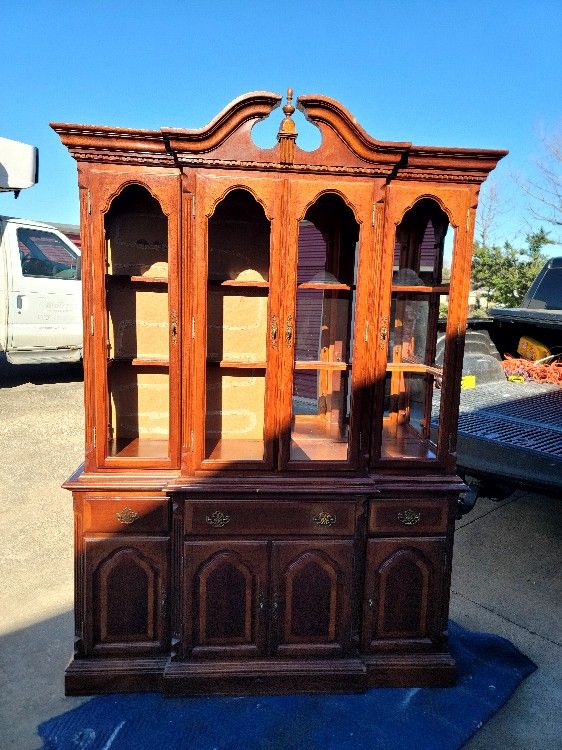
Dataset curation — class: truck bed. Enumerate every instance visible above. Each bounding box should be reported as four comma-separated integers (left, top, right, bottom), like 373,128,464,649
436,381,562,492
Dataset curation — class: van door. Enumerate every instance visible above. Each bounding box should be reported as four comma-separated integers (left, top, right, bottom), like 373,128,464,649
7,222,82,364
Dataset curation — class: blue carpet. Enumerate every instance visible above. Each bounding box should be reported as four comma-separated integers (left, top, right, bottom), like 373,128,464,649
38,622,536,750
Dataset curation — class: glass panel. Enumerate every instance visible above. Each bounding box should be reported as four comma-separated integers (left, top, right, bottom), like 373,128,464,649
208,190,269,282
17,228,80,279
290,194,359,464
295,289,352,362
107,279,168,360
205,368,266,461
388,293,431,365
106,185,168,279
104,185,170,461
108,364,169,458
392,199,449,286
207,288,267,364
381,371,439,460
205,189,270,462
290,370,350,461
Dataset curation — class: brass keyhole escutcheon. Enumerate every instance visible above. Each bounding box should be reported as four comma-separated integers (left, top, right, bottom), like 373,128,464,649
270,314,278,348
285,315,293,345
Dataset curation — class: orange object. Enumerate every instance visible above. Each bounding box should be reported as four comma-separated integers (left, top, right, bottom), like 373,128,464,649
501,354,562,384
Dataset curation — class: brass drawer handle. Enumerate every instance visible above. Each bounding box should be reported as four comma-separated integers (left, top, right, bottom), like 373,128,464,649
115,507,140,525
206,511,231,528
313,511,336,527
397,509,421,526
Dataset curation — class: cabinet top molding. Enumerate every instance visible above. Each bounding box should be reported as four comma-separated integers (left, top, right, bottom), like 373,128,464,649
51,90,507,182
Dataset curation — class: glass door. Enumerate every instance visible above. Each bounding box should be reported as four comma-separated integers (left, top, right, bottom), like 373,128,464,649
194,179,281,471
380,198,451,463
95,174,180,469
283,190,368,470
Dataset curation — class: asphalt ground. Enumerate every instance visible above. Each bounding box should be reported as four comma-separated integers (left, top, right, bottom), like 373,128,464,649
0,361,560,749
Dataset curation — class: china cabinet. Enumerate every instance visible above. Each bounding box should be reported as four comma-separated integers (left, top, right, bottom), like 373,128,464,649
52,89,505,694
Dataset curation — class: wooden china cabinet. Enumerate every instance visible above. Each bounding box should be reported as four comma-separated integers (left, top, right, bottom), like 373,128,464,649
52,90,505,695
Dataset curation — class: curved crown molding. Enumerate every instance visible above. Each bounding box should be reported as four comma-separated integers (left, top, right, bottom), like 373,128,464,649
297,94,410,166
161,91,282,153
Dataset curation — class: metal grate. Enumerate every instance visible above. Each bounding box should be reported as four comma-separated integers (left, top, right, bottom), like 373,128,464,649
434,381,562,459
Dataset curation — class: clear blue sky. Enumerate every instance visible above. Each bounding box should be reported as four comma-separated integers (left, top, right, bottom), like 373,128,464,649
2,0,561,250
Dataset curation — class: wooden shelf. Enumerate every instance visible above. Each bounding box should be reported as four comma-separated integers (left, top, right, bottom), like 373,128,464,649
209,279,270,288
106,274,169,284
298,282,352,291
380,421,437,460
290,416,349,462
386,362,442,376
294,360,349,371
391,285,449,294
109,357,170,368
206,359,266,369
204,438,264,462
108,437,169,459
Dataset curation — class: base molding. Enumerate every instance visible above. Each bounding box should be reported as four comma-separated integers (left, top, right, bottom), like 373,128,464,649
65,652,456,695
65,656,167,695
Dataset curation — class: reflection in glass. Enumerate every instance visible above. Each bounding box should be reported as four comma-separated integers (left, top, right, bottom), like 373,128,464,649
290,194,359,463
291,370,350,461
392,198,449,286
382,371,439,460
296,290,352,362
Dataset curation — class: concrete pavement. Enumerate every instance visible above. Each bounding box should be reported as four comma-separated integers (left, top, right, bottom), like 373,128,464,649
0,362,560,748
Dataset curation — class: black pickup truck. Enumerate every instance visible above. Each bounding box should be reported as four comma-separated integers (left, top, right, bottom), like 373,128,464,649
437,257,562,498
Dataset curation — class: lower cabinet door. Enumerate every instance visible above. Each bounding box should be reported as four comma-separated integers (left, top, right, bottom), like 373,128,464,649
271,540,354,657
183,541,269,658
362,537,448,651
84,536,169,655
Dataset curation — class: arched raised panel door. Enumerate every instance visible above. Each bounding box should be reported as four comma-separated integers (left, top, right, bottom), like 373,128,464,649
84,537,169,655
183,541,269,658
362,537,448,652
271,541,354,657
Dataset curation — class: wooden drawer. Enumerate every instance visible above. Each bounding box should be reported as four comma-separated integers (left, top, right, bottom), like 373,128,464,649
82,495,170,534
184,499,357,536
368,499,449,535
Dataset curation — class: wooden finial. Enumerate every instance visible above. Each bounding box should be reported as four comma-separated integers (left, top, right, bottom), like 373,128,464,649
283,87,295,118
278,87,298,164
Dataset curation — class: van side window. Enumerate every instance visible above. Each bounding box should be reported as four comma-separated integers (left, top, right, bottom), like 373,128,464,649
17,228,80,279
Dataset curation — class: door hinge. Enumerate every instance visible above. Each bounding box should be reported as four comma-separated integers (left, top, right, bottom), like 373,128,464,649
372,203,376,227
190,430,194,451
192,195,196,217
90,315,94,335
365,320,369,342
87,190,91,215
466,208,470,231
93,427,96,448
191,316,195,338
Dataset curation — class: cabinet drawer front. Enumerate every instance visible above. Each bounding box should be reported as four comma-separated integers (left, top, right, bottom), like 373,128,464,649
369,499,449,535
185,500,356,536
82,496,170,534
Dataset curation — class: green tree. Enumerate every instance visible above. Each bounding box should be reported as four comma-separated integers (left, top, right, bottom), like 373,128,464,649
471,229,550,308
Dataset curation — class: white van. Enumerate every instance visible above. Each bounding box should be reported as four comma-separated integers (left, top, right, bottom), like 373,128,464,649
0,215,82,364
